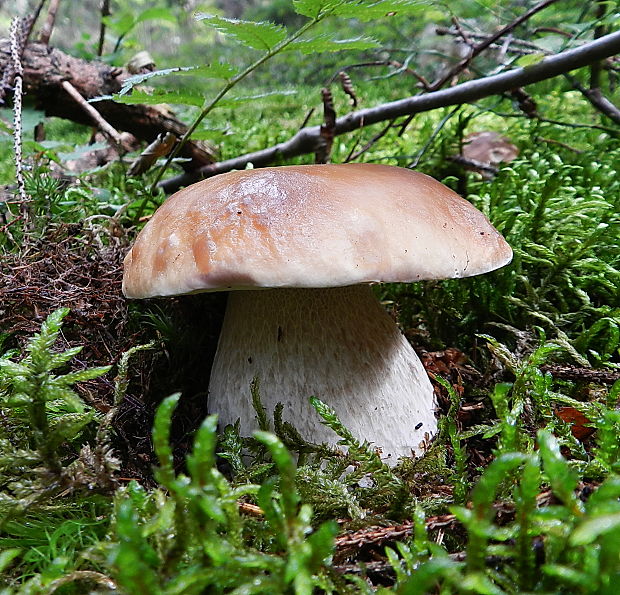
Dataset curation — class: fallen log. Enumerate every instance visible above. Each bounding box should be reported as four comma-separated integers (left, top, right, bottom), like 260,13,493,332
0,40,216,170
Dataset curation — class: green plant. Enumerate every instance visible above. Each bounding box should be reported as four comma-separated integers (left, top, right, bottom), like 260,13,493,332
103,393,337,594
0,308,112,525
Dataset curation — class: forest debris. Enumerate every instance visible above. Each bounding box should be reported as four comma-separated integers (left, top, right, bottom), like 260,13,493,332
128,132,177,176
339,71,358,107
334,514,457,562
63,131,140,173
0,224,129,365
315,87,336,163
61,80,126,151
555,407,596,441
0,40,217,170
541,364,620,385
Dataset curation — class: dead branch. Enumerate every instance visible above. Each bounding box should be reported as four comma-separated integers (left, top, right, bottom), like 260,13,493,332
98,0,111,57
566,74,620,125
0,40,216,170
61,80,125,150
160,29,620,193
38,0,62,45
429,0,561,90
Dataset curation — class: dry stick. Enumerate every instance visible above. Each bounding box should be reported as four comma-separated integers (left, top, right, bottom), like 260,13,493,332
398,0,560,136
38,0,61,45
590,0,608,90
60,80,125,150
97,0,111,57
430,0,561,91
345,118,397,162
160,29,620,193
329,60,430,89
565,74,620,125
436,26,546,53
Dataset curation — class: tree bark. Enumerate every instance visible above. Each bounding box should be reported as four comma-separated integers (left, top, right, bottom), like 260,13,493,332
0,40,216,169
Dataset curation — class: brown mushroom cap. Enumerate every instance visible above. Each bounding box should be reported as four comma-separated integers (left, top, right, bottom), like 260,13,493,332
123,163,512,298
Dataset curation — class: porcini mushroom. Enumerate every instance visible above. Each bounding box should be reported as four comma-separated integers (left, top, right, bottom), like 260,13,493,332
123,164,512,462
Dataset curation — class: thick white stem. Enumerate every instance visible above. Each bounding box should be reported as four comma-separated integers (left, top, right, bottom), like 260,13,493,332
208,285,437,462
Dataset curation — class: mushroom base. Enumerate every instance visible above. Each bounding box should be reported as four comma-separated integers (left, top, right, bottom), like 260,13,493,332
208,285,437,463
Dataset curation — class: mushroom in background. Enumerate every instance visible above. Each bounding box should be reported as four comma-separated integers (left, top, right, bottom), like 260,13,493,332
460,131,519,178
122,164,512,463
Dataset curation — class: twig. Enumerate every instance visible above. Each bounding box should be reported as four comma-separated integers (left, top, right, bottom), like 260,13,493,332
565,74,620,125
436,26,546,54
408,105,460,168
345,118,397,162
540,364,620,385
429,0,561,91
60,80,125,150
329,60,430,89
38,0,62,45
590,0,608,90
97,0,111,57
334,514,457,557
535,137,583,153
160,29,620,193
448,154,499,176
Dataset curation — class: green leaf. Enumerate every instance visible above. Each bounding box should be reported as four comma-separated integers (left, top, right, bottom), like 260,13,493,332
152,393,181,486
134,7,177,26
0,359,29,378
118,64,238,95
293,0,332,18
196,14,287,50
538,430,583,513
27,308,69,362
330,0,425,21
516,52,547,68
570,512,620,545
215,89,297,108
186,415,218,485
48,412,95,448
254,431,299,521
55,366,111,386
112,498,161,592
115,90,206,107
0,549,21,573
286,35,379,54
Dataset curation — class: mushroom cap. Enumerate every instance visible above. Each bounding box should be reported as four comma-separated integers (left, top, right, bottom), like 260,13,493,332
462,131,519,166
123,163,512,298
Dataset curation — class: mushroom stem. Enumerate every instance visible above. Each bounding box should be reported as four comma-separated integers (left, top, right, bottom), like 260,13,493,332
208,285,437,462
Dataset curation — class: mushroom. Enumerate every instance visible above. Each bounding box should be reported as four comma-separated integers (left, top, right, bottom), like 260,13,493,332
123,164,512,462
460,131,519,178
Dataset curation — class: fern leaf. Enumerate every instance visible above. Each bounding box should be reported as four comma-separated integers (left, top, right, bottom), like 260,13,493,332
294,0,424,20
118,64,237,96
215,89,297,108
196,14,287,51
286,35,379,54
292,0,338,18
115,90,206,107
331,0,425,21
